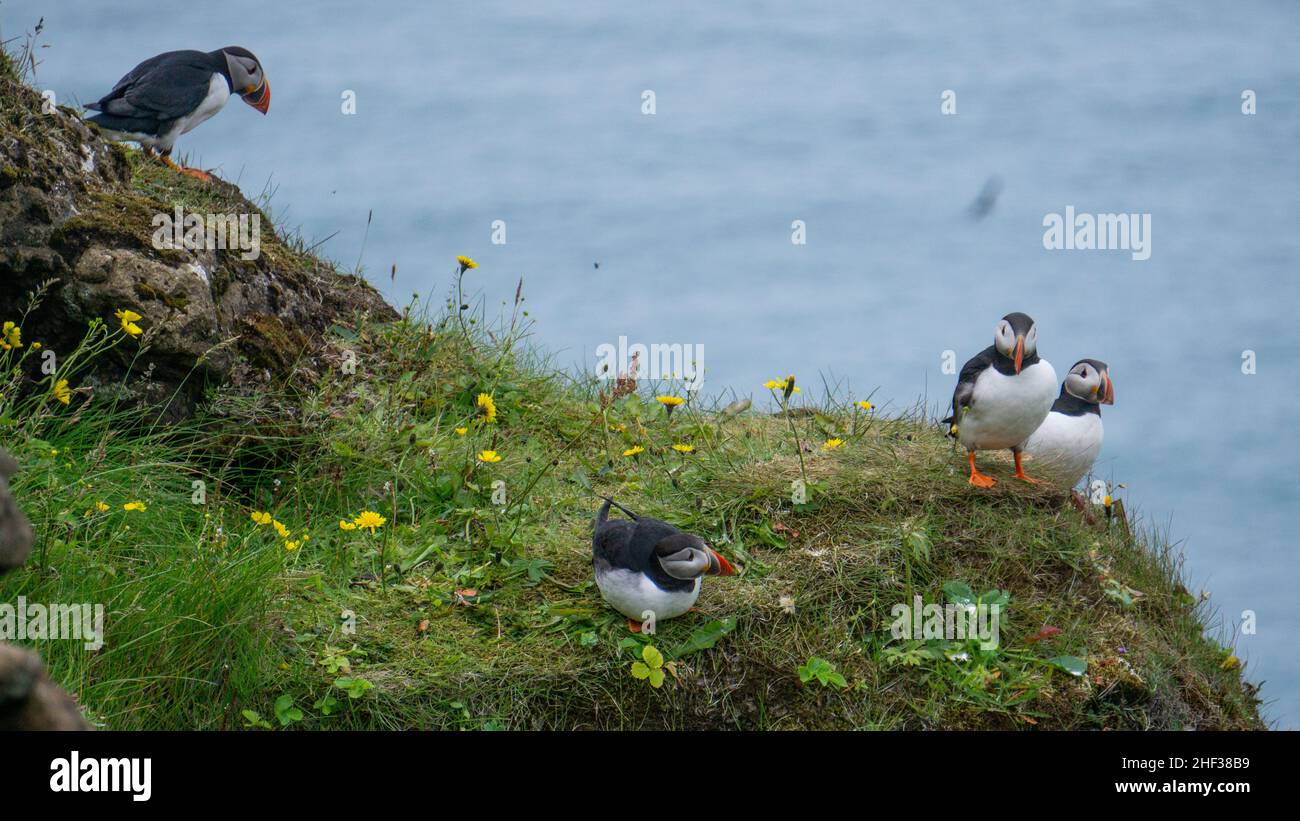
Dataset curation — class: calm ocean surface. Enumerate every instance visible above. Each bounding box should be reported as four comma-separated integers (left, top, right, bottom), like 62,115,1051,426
7,0,1298,727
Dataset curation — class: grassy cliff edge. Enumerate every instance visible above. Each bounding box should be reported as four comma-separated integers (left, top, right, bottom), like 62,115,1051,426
0,52,1264,730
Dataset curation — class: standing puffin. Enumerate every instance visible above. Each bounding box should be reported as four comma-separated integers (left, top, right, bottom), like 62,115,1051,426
1021,359,1114,488
592,497,735,632
85,47,270,181
943,312,1058,487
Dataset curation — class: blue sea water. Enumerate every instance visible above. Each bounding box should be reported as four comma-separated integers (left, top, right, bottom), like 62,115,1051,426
5,0,1298,727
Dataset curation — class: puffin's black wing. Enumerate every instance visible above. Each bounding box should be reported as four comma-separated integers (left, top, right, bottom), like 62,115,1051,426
592,499,636,567
943,345,997,435
86,50,218,133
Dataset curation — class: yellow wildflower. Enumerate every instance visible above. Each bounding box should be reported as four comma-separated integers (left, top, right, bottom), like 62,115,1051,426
655,395,684,407
764,377,800,395
857,400,873,411
273,520,290,539
477,449,502,463
123,501,147,512
250,511,272,526
52,379,71,405
671,443,695,453
94,501,110,512
476,392,497,423
353,511,387,533
30,341,40,350
284,540,301,551
822,438,844,451
115,309,144,337
457,255,478,271
2,321,21,350
454,427,468,436
622,445,644,457
339,519,357,531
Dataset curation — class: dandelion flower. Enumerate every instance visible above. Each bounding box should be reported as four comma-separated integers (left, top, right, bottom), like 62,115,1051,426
857,400,873,411
764,377,801,396
114,309,144,337
457,255,478,271
250,511,272,526
353,510,387,533
671,443,695,453
123,501,147,512
477,449,502,463
52,379,71,405
339,519,357,531
622,445,644,458
656,395,684,408
454,427,468,436
822,438,844,451
2,321,22,350
476,392,497,423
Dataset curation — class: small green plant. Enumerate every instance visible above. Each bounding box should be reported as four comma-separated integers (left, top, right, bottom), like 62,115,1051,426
630,645,666,689
334,677,374,700
274,695,304,727
798,656,848,689
241,710,272,730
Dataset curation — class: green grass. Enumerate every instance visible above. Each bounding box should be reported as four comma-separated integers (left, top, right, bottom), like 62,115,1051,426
0,283,1264,730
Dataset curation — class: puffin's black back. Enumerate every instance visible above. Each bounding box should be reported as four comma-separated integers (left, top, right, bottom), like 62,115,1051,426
86,50,225,136
592,501,696,593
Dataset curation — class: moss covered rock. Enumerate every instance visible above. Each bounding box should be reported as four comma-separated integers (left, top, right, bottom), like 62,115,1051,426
0,72,396,419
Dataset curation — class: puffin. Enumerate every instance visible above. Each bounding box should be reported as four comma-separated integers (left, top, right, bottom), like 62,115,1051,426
85,46,270,181
592,497,735,632
1021,359,1114,488
943,312,1058,487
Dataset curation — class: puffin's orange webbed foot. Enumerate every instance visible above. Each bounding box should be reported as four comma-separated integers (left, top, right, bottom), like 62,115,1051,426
967,452,997,488
626,618,643,634
1012,451,1040,484
159,153,213,183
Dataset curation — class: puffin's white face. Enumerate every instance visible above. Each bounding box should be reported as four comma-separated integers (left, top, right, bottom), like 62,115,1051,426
994,317,1037,372
1065,360,1114,404
656,535,736,580
223,49,271,114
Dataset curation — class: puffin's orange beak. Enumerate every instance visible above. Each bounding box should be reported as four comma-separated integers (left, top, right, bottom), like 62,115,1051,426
707,549,736,576
244,82,271,114
1101,372,1115,405
1013,335,1024,374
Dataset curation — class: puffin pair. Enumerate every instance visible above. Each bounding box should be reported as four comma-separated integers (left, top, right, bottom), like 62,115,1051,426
85,47,270,181
592,497,734,631
945,313,1114,488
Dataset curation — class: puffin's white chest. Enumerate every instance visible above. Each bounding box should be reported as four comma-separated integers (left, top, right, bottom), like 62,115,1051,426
959,359,1057,451
177,73,231,136
1022,410,1104,488
594,567,700,622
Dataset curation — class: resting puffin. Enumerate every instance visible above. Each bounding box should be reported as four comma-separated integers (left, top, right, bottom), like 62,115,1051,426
592,497,735,632
85,47,270,181
943,312,1057,487
1021,359,1114,488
